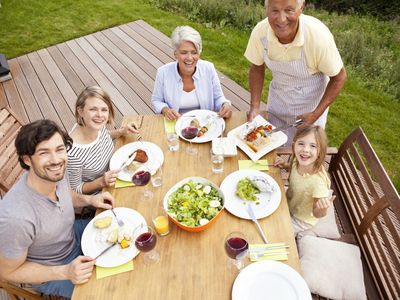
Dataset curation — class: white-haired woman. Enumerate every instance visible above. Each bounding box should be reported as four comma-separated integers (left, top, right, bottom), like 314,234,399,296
151,26,232,120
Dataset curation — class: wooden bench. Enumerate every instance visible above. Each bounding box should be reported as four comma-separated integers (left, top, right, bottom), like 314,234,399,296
0,106,24,195
278,127,400,299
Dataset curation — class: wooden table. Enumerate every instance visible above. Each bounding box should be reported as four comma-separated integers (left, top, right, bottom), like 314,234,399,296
72,111,299,300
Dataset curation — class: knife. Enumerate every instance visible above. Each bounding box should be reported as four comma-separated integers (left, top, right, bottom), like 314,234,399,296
247,204,269,244
268,119,303,135
120,151,137,170
94,243,117,260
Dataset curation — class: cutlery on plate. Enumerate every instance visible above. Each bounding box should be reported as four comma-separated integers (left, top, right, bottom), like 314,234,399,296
94,243,117,260
120,151,137,170
266,119,303,136
247,204,269,244
111,208,125,227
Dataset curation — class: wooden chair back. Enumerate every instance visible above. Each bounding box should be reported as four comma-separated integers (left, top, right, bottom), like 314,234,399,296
329,127,400,299
0,107,24,194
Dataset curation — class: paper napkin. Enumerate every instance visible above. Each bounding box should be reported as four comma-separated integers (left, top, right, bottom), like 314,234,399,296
249,243,289,262
96,260,134,279
114,178,134,189
164,118,176,134
238,160,269,171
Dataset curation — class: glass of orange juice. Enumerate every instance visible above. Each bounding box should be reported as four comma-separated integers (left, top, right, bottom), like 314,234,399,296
152,205,170,236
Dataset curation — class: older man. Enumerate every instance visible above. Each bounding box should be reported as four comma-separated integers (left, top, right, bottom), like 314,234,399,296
0,119,115,298
246,0,346,143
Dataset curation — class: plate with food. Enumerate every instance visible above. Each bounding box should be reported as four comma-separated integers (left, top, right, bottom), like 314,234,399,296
163,177,224,232
232,260,311,300
175,109,225,143
227,115,287,161
81,207,147,267
110,141,164,182
220,170,281,219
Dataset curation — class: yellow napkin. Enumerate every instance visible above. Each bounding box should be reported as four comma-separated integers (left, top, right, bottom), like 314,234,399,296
96,260,134,279
114,178,134,189
164,118,176,134
238,160,269,171
249,243,289,262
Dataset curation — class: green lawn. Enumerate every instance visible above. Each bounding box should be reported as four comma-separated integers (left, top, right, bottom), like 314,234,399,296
0,0,398,191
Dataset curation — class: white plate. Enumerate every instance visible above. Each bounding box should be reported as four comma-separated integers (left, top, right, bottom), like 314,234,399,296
81,207,146,267
220,170,281,220
110,141,164,182
227,115,287,161
175,109,225,143
232,260,311,300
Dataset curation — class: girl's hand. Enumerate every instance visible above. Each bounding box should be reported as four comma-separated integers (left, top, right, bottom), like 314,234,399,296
162,107,180,120
313,195,336,218
274,156,285,168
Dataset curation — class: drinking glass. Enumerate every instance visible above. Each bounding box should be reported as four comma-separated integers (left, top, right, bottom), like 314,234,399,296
166,132,180,152
210,148,224,174
224,231,249,271
152,205,170,236
132,166,153,201
151,161,163,188
181,126,198,155
134,224,160,265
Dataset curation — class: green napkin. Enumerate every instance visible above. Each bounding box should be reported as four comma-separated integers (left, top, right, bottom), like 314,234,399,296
115,178,134,189
96,260,134,279
238,160,269,171
249,243,289,262
164,118,176,134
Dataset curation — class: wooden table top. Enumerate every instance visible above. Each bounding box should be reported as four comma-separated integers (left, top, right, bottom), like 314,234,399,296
72,111,299,300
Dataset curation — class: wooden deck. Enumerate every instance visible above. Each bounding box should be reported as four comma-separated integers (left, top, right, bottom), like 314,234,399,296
0,20,250,131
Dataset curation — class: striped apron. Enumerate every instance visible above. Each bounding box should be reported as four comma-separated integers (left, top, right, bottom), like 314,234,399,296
261,20,329,144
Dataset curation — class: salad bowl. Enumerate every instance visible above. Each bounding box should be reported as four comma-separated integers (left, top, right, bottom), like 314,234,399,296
163,177,225,232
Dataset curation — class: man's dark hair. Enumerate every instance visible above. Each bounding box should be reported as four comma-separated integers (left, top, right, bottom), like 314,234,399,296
15,119,73,170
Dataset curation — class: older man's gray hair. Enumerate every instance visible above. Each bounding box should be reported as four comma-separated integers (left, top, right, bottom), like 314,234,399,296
265,0,305,10
171,26,202,54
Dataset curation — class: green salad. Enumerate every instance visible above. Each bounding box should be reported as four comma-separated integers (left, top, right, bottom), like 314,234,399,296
236,178,260,202
167,180,223,227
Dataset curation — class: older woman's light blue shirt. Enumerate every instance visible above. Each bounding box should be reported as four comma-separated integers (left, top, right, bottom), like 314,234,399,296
151,59,230,113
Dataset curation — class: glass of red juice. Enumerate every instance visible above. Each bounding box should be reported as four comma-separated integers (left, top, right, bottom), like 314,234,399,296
134,224,160,265
224,231,249,271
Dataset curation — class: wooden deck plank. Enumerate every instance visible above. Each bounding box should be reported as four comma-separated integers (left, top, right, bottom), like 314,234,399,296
27,52,75,130
0,20,251,133
7,59,43,122
47,45,85,95
37,49,77,112
17,55,65,127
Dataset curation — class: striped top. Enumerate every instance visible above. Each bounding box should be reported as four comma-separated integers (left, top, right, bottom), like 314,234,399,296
67,125,114,194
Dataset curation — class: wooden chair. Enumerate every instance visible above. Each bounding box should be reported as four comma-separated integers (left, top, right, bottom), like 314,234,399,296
0,106,24,194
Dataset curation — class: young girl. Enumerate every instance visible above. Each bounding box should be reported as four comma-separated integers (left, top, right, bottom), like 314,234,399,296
274,125,334,234
67,86,139,194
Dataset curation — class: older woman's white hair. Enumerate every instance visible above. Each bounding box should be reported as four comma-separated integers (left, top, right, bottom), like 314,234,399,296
171,26,202,54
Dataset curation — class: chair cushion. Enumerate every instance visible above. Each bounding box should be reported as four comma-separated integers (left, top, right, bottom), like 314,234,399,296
298,235,366,300
297,205,341,239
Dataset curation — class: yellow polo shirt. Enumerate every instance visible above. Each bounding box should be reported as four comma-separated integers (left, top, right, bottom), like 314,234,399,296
244,14,343,77
287,164,331,226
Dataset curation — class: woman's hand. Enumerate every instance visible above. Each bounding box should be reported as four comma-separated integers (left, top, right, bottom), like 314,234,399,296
119,124,139,137
162,107,181,120
101,169,120,188
218,102,232,119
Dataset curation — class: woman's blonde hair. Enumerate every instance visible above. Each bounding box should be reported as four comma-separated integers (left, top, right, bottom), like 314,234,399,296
289,125,328,173
75,86,115,126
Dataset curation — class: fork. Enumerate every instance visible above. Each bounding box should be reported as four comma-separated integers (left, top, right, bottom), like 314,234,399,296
111,208,124,227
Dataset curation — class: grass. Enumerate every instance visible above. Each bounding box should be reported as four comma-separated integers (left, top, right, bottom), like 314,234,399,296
0,0,399,192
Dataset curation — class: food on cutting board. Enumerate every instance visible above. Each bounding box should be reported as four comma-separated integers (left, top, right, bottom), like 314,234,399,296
93,216,113,229
241,124,273,152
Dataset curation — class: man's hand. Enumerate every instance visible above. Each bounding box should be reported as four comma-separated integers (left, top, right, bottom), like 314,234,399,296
162,107,181,120
89,192,115,210
218,103,232,119
297,111,318,127
64,256,95,284
247,107,260,122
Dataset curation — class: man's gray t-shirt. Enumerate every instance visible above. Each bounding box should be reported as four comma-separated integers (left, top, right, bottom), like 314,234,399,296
0,172,75,265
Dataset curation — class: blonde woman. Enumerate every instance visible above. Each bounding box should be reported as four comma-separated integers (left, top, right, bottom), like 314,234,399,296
67,86,138,194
